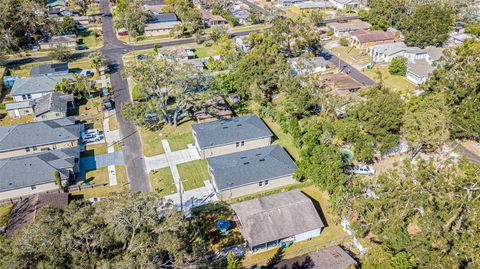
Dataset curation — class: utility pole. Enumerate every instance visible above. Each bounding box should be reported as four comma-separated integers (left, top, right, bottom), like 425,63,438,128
174,180,188,212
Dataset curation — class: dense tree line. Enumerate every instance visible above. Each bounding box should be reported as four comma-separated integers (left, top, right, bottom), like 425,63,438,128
0,193,206,268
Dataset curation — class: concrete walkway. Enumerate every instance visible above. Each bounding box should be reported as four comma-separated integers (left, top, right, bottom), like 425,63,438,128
145,143,200,172
164,180,218,216
103,116,121,186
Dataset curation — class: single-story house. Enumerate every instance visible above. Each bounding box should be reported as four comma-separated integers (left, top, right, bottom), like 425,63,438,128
39,35,77,50
158,46,196,61
5,192,69,236
144,21,181,36
190,97,233,123
290,57,328,76
207,144,297,200
201,10,228,27
448,32,473,46
0,147,79,201
406,59,435,85
30,62,69,77
11,73,72,102
231,189,324,251
277,0,303,8
192,114,273,158
72,16,91,25
272,245,358,269
34,93,75,121
327,21,371,37
320,73,363,91
229,5,249,25
328,0,360,9
291,1,333,14
149,12,178,23
368,42,408,63
143,4,165,14
46,0,66,10
0,118,80,159
350,29,396,49
6,101,34,119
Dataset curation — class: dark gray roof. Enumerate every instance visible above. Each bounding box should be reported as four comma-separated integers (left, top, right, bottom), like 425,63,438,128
407,59,434,77
207,144,297,191
150,12,178,22
231,190,324,247
11,74,72,96
34,93,74,117
0,147,79,192
272,245,357,269
192,114,273,149
30,63,69,77
0,118,80,153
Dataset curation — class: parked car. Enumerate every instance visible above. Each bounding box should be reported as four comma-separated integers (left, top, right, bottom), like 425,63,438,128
81,129,100,137
144,112,160,124
102,87,110,97
118,31,129,36
320,36,332,41
76,45,88,50
76,25,88,31
81,134,104,144
136,54,147,60
103,98,115,110
344,165,375,175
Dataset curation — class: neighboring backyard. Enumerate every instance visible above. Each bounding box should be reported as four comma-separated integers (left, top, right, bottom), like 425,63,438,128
362,65,416,93
177,159,211,191
330,46,372,65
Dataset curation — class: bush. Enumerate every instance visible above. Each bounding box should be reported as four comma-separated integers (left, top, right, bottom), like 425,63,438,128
204,40,214,47
327,29,334,36
388,56,407,76
339,38,349,46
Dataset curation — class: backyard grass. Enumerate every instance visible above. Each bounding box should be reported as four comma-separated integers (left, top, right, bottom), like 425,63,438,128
108,115,119,131
362,65,416,93
0,203,13,227
193,203,244,253
330,46,372,65
242,185,351,267
194,47,221,58
0,114,34,126
177,160,211,191
149,167,177,196
71,166,128,199
167,132,194,152
262,117,300,161
81,143,108,157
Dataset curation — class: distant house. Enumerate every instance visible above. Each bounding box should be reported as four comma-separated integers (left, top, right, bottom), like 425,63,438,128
201,10,228,27
229,5,249,25
39,35,77,50
46,0,66,10
448,32,473,46
144,21,181,36
272,245,358,269
191,114,273,158
158,46,196,60
34,93,75,121
231,190,324,251
30,62,69,77
72,16,91,25
6,101,34,119
328,0,360,9
0,147,79,201
0,118,80,159
149,12,178,23
208,145,297,200
291,1,333,14
277,0,303,8
327,21,371,37
5,192,69,236
320,73,363,91
350,30,396,49
190,97,233,123
11,74,72,102
290,57,328,76
405,47,443,85
143,4,166,14
236,36,250,52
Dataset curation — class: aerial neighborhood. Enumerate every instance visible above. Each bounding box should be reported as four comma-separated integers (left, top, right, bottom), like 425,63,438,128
0,0,479,268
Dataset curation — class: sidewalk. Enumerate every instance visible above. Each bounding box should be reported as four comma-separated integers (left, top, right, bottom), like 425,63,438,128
103,114,121,186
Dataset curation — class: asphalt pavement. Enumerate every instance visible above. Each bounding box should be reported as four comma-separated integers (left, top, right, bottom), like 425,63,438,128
321,48,375,86
99,0,151,192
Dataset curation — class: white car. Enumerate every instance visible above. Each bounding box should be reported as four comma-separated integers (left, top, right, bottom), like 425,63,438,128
344,165,375,175
81,133,104,144
82,129,100,136
320,36,332,41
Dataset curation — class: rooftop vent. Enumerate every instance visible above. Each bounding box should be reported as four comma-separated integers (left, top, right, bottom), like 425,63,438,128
243,162,250,165
259,158,265,162
222,126,228,129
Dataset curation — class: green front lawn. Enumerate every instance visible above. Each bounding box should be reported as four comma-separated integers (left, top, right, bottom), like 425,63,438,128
84,167,109,185
140,128,165,156
77,30,104,48
0,203,13,227
71,166,128,199
81,143,108,157
167,133,194,152
330,46,372,65
177,160,211,191
194,47,221,58
149,167,177,196
362,65,416,93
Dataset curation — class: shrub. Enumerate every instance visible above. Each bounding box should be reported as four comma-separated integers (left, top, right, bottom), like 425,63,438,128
339,38,349,46
388,56,407,76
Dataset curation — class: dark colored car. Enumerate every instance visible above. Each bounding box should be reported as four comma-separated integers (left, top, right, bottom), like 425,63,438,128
76,45,88,50
103,98,115,110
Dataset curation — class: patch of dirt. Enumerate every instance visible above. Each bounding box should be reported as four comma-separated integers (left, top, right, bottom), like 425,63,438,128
458,140,480,156
407,222,421,235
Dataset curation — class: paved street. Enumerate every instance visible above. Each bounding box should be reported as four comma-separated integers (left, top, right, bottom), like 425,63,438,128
99,0,150,191
321,48,375,87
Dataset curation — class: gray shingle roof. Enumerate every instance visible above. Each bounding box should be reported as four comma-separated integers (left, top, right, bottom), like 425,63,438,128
407,59,434,77
11,74,72,96
150,12,178,22
30,63,69,77
231,190,324,247
272,245,357,269
207,144,297,191
5,101,32,110
0,118,80,153
192,114,273,149
0,147,78,192
34,92,74,117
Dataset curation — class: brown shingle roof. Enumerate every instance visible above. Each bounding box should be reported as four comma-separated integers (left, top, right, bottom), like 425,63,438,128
272,245,357,269
352,30,396,43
